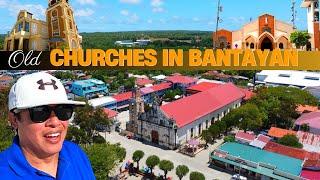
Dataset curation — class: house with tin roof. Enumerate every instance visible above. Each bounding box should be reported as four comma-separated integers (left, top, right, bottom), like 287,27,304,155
268,127,297,139
295,111,320,135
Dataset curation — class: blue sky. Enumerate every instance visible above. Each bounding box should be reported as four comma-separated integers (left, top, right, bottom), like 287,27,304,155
0,0,308,33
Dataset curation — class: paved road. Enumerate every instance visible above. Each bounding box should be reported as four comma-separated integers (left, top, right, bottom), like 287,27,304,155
104,132,232,180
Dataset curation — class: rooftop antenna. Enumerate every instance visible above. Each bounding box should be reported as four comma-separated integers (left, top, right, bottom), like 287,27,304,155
291,0,297,29
214,0,223,49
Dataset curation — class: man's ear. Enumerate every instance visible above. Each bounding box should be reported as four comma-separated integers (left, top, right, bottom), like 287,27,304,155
9,112,18,130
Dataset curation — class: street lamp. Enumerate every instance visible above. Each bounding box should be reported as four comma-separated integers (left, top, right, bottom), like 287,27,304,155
214,0,223,49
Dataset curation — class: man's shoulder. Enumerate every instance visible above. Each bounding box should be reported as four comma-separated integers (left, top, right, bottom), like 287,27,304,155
61,140,87,160
0,146,12,164
0,147,16,178
60,141,95,178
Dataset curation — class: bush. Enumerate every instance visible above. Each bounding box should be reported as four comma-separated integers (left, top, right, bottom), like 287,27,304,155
189,171,205,180
83,143,126,180
277,134,303,148
0,141,12,152
224,135,235,142
93,135,106,144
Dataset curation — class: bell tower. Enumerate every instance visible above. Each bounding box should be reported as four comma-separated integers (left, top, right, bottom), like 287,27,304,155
46,0,82,49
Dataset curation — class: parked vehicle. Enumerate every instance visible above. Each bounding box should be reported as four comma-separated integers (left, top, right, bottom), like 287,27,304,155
231,174,247,180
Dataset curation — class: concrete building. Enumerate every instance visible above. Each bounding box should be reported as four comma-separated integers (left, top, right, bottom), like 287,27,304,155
4,0,81,51
4,10,48,51
295,111,320,134
132,83,245,149
88,96,117,110
211,142,303,180
301,0,320,50
255,70,320,88
213,14,295,50
71,79,108,99
165,75,197,93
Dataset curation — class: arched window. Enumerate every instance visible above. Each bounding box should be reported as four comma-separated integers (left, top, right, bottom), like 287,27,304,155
250,43,254,49
51,10,59,36
279,43,284,49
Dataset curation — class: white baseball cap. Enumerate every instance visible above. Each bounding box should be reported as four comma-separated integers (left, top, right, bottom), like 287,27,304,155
9,72,85,111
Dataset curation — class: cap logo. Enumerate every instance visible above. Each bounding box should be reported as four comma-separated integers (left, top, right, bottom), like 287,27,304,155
37,79,58,90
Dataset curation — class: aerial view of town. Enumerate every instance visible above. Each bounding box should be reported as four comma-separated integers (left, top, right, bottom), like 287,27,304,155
1,0,320,180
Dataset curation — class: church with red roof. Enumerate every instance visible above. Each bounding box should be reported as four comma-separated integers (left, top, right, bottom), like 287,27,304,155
134,83,245,149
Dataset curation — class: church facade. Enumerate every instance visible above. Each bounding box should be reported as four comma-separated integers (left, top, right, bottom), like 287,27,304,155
213,14,295,50
4,0,81,51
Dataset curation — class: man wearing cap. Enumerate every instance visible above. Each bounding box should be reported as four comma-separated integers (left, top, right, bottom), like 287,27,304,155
0,72,95,179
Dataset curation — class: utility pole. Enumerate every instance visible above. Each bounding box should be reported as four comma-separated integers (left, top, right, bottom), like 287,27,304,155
214,0,223,49
291,0,297,29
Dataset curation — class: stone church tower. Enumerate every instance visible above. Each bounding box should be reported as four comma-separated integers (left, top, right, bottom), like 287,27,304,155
46,0,82,49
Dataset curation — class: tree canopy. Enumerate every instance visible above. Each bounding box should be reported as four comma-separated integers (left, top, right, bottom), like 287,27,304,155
290,31,311,48
277,134,303,148
72,103,111,144
0,87,15,151
83,143,126,180
146,155,160,174
234,103,265,132
159,160,174,179
249,86,317,129
189,171,205,180
176,165,189,180
132,150,145,169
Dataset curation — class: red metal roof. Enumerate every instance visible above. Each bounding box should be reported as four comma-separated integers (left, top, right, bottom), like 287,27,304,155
235,131,256,142
264,141,307,160
136,78,154,86
112,92,132,102
165,75,197,85
256,134,271,143
160,83,245,128
239,88,255,101
301,170,320,180
296,105,319,114
295,112,320,129
268,127,297,138
264,142,320,169
150,82,172,92
186,82,222,93
103,108,118,118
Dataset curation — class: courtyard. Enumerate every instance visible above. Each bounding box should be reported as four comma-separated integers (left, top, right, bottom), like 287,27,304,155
103,132,232,180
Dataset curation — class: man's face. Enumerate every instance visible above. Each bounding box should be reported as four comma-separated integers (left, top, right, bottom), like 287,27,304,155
16,106,69,158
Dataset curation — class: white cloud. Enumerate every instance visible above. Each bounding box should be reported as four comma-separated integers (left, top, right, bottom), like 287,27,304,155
129,13,139,23
151,0,163,7
152,7,163,12
151,0,164,13
147,19,153,23
159,19,166,24
75,8,94,17
0,0,46,19
192,17,200,22
0,0,6,7
120,0,141,4
77,0,96,5
120,10,129,16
